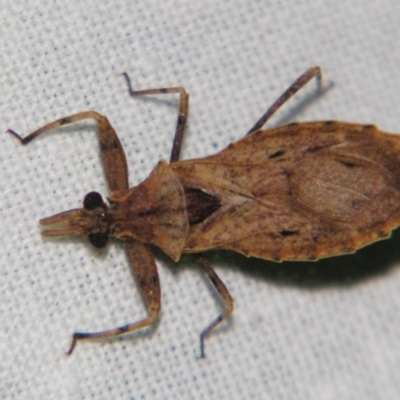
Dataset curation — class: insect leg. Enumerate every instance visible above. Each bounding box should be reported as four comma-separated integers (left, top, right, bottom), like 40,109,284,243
122,72,189,163
7,111,129,193
196,255,234,358
67,239,160,355
246,66,323,136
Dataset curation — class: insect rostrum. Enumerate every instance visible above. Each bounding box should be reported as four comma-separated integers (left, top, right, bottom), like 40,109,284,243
9,67,400,357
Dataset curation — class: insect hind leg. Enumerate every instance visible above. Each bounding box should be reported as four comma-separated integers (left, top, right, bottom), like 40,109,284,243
246,66,323,136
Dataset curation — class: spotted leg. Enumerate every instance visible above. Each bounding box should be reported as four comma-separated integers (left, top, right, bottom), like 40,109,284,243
67,239,161,354
122,72,189,163
196,255,234,358
7,111,129,193
246,66,323,136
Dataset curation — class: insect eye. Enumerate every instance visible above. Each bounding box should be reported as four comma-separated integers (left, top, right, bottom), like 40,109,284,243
88,232,109,248
84,191,104,210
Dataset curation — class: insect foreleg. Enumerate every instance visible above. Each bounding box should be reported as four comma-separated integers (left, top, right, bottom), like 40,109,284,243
246,66,323,136
196,256,234,358
7,111,129,193
122,72,189,163
67,239,161,354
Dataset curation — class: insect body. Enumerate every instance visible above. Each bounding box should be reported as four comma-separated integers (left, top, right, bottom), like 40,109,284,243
9,67,400,357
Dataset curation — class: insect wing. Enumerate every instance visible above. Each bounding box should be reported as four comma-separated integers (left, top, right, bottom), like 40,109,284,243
172,122,400,261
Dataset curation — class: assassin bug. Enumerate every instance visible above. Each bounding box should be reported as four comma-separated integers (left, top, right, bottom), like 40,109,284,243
9,67,400,357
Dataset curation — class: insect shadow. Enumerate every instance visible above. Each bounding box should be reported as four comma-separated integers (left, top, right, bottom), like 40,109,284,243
209,227,400,288
273,80,335,128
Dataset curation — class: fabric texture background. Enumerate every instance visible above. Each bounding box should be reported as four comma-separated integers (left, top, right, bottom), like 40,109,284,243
1,1,400,399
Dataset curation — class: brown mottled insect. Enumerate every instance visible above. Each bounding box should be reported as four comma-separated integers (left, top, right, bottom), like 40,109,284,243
9,67,400,357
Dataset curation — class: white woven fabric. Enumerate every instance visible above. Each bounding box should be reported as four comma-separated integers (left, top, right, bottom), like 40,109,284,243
1,1,400,399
